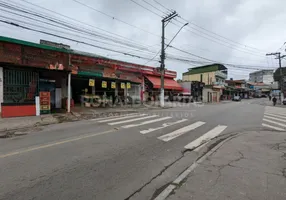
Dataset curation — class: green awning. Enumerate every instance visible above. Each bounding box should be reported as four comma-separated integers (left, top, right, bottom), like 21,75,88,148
78,71,103,77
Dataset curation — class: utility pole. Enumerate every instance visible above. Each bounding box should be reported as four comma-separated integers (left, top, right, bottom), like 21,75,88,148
266,52,286,104
160,11,178,107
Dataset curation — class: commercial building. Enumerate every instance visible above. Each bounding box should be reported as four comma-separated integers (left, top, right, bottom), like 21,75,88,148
182,64,227,103
249,70,274,84
0,36,181,118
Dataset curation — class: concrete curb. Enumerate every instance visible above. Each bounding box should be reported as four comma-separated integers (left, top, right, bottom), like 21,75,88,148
153,133,241,200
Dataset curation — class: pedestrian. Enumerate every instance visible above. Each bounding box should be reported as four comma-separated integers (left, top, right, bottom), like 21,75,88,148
269,95,272,101
272,96,277,106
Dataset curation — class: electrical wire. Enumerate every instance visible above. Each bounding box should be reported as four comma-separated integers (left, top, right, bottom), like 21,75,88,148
130,0,268,57
129,0,162,17
0,1,155,51
141,0,167,15
71,0,161,38
0,19,162,62
17,0,156,49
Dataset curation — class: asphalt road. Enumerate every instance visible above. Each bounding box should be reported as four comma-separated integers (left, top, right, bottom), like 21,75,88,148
0,99,268,200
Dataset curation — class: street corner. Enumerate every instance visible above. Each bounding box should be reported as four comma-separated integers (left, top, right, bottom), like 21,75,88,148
158,130,286,200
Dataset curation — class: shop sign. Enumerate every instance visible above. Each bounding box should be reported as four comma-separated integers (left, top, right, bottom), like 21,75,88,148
126,82,131,89
102,81,107,88
121,83,125,89
111,82,116,89
78,71,102,77
89,79,95,87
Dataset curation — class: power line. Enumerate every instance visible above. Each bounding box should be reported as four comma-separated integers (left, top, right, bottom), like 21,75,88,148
0,19,161,62
129,0,162,17
141,0,167,14
178,16,266,53
167,46,273,70
71,0,160,38
152,0,173,12
0,1,155,51
17,0,156,49
171,20,265,58
0,14,156,53
130,0,267,58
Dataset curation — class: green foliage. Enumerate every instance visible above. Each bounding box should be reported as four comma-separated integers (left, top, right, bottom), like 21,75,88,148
273,67,286,81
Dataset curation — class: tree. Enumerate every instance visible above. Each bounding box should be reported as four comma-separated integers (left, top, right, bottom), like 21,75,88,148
273,67,286,82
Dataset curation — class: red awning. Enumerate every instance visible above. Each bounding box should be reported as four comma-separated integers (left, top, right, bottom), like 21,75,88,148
145,76,183,90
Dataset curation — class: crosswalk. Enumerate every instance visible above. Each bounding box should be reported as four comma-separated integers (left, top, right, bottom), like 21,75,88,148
91,113,227,150
262,106,286,131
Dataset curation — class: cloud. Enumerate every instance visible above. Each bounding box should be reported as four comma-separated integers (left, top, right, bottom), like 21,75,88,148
0,0,285,80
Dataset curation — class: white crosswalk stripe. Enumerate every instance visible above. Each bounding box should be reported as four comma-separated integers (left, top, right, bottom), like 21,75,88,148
98,114,147,123
108,115,158,125
264,113,286,119
184,125,227,150
265,112,286,117
91,113,139,121
262,123,284,131
140,119,188,134
262,106,286,131
158,121,205,142
263,118,286,128
264,115,286,123
122,116,172,128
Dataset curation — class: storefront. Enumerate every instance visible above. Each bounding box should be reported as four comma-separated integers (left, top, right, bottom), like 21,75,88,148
0,36,180,117
0,36,71,117
144,75,183,101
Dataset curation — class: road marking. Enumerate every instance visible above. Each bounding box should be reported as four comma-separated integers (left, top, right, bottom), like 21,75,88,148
98,114,147,123
108,115,158,125
154,185,176,200
263,118,286,128
264,113,286,119
158,121,205,142
184,125,227,149
121,116,172,128
262,123,284,131
140,119,188,134
265,112,286,117
264,115,286,123
91,113,139,121
0,129,115,159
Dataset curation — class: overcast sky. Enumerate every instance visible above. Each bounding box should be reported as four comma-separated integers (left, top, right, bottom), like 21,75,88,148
1,0,286,80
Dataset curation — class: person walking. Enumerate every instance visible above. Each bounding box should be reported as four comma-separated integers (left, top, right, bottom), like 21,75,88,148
272,96,277,106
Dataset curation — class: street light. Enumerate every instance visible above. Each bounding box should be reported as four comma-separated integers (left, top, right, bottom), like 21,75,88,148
160,18,188,107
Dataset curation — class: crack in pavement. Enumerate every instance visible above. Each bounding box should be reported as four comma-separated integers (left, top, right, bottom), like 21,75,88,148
123,153,186,200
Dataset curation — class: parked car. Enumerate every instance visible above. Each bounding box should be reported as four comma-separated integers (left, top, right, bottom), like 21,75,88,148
283,98,286,105
174,92,193,103
232,96,241,101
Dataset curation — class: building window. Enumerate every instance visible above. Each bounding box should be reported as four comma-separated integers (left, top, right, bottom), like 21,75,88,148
3,68,39,103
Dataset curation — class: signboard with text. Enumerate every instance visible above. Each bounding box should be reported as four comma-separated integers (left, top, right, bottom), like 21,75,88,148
126,82,131,89
121,83,125,89
89,79,95,87
102,81,107,88
111,82,116,89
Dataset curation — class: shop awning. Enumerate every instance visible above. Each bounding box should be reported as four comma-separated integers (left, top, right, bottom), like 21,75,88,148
145,76,183,90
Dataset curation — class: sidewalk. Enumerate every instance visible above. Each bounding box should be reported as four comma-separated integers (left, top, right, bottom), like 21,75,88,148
0,103,165,138
166,130,286,200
